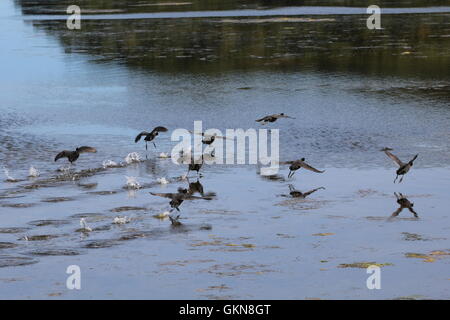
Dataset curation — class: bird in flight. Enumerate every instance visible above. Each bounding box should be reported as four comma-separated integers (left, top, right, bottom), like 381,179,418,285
281,158,325,178
186,155,204,178
381,148,418,183
54,146,97,164
255,113,295,124
135,126,168,150
150,187,213,212
288,185,325,198
390,192,418,219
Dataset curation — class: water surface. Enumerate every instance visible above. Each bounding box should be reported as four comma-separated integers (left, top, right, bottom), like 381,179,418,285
0,0,449,299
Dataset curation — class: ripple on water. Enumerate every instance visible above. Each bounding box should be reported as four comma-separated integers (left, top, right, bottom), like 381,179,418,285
41,197,74,203
70,213,107,221
83,239,117,249
0,242,18,249
87,190,117,195
1,203,36,208
20,235,60,241
77,183,98,189
0,255,38,268
0,227,30,234
28,220,70,227
110,206,147,213
27,248,82,256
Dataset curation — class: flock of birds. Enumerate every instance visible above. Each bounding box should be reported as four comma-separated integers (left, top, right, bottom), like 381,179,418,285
51,113,420,223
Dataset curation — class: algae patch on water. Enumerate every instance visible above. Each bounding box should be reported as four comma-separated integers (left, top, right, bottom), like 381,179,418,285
405,250,450,263
338,262,393,269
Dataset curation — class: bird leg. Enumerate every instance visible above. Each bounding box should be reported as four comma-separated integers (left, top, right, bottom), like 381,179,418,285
408,208,418,218
153,142,157,149
169,215,181,226
145,142,148,151
399,175,405,183
393,175,398,183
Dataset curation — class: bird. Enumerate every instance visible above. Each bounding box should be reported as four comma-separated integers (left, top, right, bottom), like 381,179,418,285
255,113,295,124
54,146,97,164
135,126,168,150
189,131,231,144
186,155,204,177
390,192,418,218
381,148,418,183
282,158,325,178
187,178,205,196
288,185,325,198
186,178,216,198
202,134,216,145
150,187,213,212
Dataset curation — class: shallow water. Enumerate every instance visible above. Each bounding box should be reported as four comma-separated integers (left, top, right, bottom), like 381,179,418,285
0,0,449,299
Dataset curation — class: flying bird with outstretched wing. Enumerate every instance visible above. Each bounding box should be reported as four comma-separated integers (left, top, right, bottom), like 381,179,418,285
54,146,97,164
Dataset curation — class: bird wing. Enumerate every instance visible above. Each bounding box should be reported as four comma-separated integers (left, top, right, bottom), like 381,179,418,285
54,151,70,162
151,126,168,134
135,131,150,143
184,195,213,200
149,192,176,199
300,161,325,173
190,131,231,140
384,150,404,166
279,160,295,165
77,146,97,154
255,116,270,122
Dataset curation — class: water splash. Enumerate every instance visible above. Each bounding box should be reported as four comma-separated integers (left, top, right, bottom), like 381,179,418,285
125,152,141,164
113,216,131,224
57,165,72,173
157,177,169,185
79,218,92,232
125,176,141,189
28,166,40,178
3,167,18,182
102,159,118,168
159,152,170,158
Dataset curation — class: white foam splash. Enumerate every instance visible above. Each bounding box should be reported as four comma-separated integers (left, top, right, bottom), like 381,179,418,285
113,216,130,224
79,218,92,232
125,176,141,189
125,152,141,164
3,167,17,182
158,152,170,158
102,160,118,168
57,165,72,173
157,177,169,185
28,166,40,178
